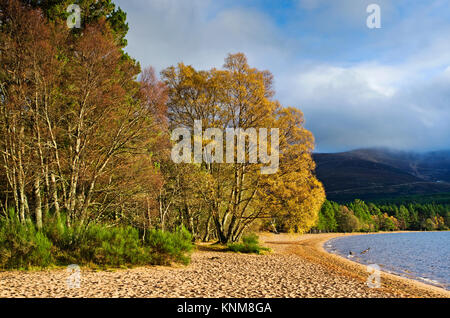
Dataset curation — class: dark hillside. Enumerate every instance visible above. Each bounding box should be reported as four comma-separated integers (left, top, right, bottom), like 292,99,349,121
313,149,450,201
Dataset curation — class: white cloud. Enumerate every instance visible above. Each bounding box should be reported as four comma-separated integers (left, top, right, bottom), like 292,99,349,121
116,0,450,152
119,0,286,72
277,60,450,151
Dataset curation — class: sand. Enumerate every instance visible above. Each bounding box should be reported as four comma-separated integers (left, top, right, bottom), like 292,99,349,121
0,232,448,298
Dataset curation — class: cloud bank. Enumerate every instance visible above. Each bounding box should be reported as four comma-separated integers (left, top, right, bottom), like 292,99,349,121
115,0,450,152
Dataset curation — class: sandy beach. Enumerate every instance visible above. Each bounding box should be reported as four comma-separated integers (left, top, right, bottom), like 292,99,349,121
0,232,448,298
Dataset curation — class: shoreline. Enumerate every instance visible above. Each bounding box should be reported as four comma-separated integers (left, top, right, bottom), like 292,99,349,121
260,232,449,298
0,232,448,297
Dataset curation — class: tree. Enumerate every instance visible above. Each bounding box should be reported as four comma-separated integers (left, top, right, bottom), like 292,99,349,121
349,200,371,223
0,0,64,225
22,0,129,47
335,206,359,233
258,107,325,233
379,213,398,231
162,53,324,242
316,200,338,232
395,205,410,230
0,0,166,231
422,218,436,231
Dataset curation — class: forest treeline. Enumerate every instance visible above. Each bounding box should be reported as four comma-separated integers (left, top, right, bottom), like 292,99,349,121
314,199,450,233
0,0,325,267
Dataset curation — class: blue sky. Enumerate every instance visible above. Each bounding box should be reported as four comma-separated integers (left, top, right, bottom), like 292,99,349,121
114,0,450,153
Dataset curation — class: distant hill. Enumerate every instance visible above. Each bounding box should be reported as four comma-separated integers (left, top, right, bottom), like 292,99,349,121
313,148,450,202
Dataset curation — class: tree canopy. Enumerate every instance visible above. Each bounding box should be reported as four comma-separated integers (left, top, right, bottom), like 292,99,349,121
1,0,325,245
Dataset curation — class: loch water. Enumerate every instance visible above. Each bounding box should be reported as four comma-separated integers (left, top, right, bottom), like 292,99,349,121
325,232,450,290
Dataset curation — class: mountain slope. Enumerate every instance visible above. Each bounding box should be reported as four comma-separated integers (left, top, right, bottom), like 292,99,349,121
313,148,450,202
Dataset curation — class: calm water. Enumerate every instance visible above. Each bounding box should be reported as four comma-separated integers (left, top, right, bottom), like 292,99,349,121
325,232,450,290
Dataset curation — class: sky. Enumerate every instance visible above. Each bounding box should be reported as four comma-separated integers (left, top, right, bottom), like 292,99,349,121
114,0,450,153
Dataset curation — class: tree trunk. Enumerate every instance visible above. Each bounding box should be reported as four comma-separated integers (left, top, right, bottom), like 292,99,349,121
202,214,212,242
50,172,60,220
34,174,43,229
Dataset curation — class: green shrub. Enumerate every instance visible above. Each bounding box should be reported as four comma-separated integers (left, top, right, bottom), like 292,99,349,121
145,226,193,265
75,224,149,267
49,220,193,267
46,220,168,267
43,214,78,250
0,211,194,269
227,233,270,254
0,211,53,269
